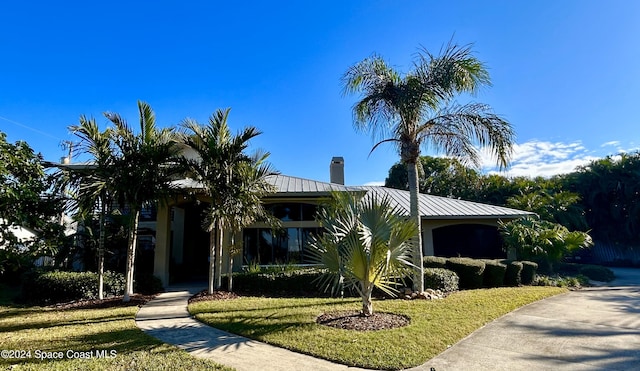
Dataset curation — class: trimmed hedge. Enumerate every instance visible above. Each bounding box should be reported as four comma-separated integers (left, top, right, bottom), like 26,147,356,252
21,270,125,304
134,273,164,295
521,261,538,285
231,268,326,297
501,260,523,286
445,258,485,289
482,260,506,288
424,268,459,293
423,256,448,269
578,265,615,282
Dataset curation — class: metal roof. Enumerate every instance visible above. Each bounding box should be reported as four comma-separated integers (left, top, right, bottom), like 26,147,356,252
355,186,533,220
171,175,532,219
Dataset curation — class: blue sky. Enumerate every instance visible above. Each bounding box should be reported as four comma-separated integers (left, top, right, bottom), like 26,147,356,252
1,1,639,185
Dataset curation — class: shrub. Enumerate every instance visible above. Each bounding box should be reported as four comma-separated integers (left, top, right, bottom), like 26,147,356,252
501,260,523,286
445,258,485,289
481,260,506,288
578,265,615,282
554,262,582,275
533,274,588,288
21,270,125,304
423,256,448,268
232,268,326,297
134,273,164,295
424,268,459,293
521,261,538,285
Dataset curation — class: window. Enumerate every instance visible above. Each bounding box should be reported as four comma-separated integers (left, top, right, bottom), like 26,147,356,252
243,227,323,265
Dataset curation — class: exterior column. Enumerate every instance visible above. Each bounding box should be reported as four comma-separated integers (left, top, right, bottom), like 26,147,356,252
423,223,435,256
154,203,171,287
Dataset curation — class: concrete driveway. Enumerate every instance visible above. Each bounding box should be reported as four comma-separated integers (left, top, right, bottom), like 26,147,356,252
415,268,640,371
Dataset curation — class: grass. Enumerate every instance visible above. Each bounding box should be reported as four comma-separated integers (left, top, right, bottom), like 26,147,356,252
0,286,234,371
190,286,567,370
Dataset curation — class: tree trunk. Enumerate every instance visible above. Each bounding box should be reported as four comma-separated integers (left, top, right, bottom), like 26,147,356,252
123,209,140,302
361,283,374,316
407,161,424,293
214,222,224,290
208,229,216,294
98,197,106,300
227,234,235,292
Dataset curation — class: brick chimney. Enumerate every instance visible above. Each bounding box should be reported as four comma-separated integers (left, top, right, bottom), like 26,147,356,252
330,157,344,185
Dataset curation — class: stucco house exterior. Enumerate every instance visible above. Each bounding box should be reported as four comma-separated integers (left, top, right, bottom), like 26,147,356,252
149,158,532,286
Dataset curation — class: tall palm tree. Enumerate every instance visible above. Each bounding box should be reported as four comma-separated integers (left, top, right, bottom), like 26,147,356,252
67,116,115,300
308,191,417,316
342,42,515,292
107,101,180,302
180,108,275,293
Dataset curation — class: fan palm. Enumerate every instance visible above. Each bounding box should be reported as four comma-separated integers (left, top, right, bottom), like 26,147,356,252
107,101,181,302
179,108,276,293
308,191,417,316
342,41,515,292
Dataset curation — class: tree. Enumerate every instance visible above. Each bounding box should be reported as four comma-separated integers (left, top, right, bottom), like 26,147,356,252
106,101,181,302
308,191,417,316
0,131,65,279
180,108,275,293
65,117,116,299
342,42,514,292
499,216,593,272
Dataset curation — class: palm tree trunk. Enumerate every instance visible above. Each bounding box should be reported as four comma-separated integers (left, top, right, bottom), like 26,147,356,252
123,209,140,302
361,283,373,316
214,222,223,290
208,229,216,294
407,161,424,293
98,197,106,300
227,234,235,292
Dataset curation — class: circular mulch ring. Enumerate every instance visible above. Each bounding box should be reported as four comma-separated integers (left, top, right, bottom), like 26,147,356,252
316,310,410,331
188,290,240,304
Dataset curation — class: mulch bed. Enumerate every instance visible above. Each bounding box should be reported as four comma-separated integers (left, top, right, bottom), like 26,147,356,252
316,310,410,331
51,294,155,310
188,290,240,304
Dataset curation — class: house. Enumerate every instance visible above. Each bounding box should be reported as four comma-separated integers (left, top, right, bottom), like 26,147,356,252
150,158,532,286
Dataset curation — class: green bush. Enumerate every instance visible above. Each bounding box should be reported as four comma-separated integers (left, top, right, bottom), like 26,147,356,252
423,256,448,268
521,261,538,285
21,270,125,304
578,265,615,282
232,268,325,297
424,268,459,293
445,258,485,289
481,260,506,288
533,274,589,288
554,262,582,275
501,260,523,286
134,273,164,295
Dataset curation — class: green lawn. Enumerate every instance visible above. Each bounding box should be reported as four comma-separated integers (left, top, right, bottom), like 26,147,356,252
190,286,567,370
0,296,234,371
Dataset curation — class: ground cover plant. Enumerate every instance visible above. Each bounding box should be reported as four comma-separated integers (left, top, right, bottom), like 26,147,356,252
190,286,566,370
0,296,232,371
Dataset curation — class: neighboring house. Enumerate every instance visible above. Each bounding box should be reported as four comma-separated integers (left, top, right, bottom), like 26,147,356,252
150,158,533,286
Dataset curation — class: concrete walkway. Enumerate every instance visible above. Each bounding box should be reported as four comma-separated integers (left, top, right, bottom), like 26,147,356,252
135,283,369,371
136,269,640,371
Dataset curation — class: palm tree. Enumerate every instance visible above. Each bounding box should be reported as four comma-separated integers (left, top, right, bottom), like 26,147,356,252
107,101,181,302
308,191,417,316
179,108,275,293
342,41,515,292
67,116,115,300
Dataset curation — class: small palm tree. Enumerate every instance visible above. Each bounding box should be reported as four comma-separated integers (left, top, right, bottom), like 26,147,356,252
67,116,115,300
342,41,515,292
107,101,181,302
308,191,417,316
179,108,275,293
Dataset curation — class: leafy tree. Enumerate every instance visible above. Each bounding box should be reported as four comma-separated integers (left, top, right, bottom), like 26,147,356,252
0,131,66,279
106,101,181,302
499,216,593,272
180,108,276,293
506,190,587,231
308,191,417,316
385,156,481,200
342,42,514,292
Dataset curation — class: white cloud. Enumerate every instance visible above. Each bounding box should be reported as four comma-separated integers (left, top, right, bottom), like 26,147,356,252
362,180,385,186
482,140,598,178
601,141,620,147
